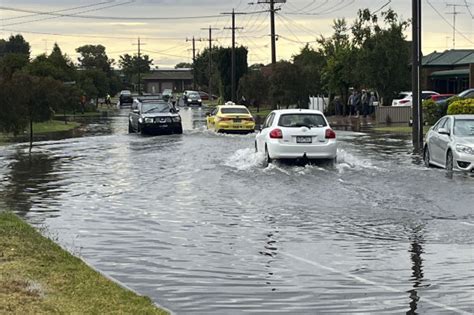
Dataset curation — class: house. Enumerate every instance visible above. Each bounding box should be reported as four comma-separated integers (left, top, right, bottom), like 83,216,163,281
143,69,193,94
422,49,474,94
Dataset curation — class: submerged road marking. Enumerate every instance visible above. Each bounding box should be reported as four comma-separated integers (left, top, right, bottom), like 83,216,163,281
280,252,471,315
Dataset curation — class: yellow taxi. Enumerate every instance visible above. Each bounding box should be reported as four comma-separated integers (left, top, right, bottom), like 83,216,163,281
206,103,255,133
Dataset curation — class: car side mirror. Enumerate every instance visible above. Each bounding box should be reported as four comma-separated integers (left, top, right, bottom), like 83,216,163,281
438,128,450,135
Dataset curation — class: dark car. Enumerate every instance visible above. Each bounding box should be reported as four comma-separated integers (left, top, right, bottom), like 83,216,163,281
436,88,474,113
183,90,202,106
198,91,217,101
119,90,133,107
128,98,182,135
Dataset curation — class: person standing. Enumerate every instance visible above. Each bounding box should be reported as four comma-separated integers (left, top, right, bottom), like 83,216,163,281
348,91,354,116
353,90,361,117
369,91,377,115
361,89,369,118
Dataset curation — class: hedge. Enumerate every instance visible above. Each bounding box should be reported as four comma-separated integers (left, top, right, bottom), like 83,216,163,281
422,99,443,125
447,98,474,115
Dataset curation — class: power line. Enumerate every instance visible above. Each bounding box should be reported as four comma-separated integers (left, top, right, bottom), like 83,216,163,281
1,1,115,21
446,3,465,48
464,0,474,18
426,0,473,45
0,6,269,21
1,1,135,27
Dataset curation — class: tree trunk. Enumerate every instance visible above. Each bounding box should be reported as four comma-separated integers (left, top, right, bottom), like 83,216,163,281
29,118,33,153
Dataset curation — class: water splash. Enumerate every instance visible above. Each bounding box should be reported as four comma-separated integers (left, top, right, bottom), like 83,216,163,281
224,148,265,171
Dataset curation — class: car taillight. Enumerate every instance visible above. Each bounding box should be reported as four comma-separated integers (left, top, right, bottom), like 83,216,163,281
220,117,232,121
400,100,410,104
325,129,336,139
269,128,283,139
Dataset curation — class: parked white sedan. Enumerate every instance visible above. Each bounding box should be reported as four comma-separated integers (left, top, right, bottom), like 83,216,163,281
255,109,337,165
424,115,474,172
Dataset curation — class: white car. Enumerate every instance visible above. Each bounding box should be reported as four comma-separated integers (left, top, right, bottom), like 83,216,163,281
255,109,337,165
392,91,439,106
424,115,474,172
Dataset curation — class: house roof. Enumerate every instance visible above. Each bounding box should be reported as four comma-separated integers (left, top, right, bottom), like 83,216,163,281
143,69,193,81
423,49,474,66
430,69,470,77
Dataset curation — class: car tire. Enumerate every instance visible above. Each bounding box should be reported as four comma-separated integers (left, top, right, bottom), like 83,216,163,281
423,145,431,167
137,123,142,134
446,150,454,171
128,121,134,133
263,145,272,167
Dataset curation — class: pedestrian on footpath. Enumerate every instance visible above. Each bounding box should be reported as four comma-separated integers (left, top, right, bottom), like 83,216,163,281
369,91,377,115
348,90,354,116
361,89,369,118
353,90,361,117
334,96,342,116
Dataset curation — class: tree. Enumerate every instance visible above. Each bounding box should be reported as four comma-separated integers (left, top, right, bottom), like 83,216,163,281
193,46,220,95
78,69,108,106
215,46,248,101
118,53,153,91
0,73,67,151
293,44,325,98
318,18,357,112
238,69,269,111
27,44,76,82
351,8,410,105
0,34,31,79
269,61,306,108
175,62,192,69
76,44,113,73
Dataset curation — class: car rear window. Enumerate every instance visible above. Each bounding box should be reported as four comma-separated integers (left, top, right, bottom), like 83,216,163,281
221,108,250,114
454,119,474,136
278,114,327,128
396,93,410,99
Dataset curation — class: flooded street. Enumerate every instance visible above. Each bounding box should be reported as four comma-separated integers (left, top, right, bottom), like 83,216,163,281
1,108,473,314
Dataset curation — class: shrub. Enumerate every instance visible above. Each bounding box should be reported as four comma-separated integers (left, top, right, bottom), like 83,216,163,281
422,99,444,125
447,98,474,115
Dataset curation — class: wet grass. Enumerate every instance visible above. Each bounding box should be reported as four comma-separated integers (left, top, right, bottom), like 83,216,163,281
32,120,80,134
372,125,431,134
0,212,168,314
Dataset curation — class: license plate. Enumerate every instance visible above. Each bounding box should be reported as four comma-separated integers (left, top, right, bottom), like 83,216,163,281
296,136,312,143
234,119,241,123
159,124,168,128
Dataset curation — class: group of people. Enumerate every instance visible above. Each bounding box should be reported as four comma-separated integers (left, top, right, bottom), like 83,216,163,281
334,89,378,117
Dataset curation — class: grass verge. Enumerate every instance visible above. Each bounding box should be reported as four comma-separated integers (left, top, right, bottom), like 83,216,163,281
372,125,431,134
0,212,167,314
32,120,80,134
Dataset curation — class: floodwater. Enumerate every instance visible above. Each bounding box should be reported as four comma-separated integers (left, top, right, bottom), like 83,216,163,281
0,108,473,314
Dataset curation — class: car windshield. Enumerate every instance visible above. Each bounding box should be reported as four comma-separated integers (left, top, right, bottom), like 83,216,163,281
142,102,170,113
458,89,474,98
453,119,474,136
278,114,327,128
221,108,250,114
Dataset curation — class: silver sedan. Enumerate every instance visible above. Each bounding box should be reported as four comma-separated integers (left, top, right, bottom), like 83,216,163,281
424,115,474,171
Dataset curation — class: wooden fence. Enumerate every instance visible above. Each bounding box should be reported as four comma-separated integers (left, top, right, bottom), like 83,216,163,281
375,106,411,124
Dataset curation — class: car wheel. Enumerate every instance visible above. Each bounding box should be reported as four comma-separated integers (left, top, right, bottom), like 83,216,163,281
128,121,134,133
263,145,272,167
423,145,431,167
446,150,454,171
137,123,142,134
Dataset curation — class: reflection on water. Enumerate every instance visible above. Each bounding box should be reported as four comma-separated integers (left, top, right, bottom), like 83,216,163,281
408,225,425,314
1,150,62,218
0,111,473,314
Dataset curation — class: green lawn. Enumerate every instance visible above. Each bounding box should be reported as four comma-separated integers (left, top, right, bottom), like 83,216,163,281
32,120,80,134
372,125,431,134
0,212,168,314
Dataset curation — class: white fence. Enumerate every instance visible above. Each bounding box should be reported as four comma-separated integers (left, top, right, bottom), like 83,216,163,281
308,96,328,112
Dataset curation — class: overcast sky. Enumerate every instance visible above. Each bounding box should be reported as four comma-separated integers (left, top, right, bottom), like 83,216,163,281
0,0,473,68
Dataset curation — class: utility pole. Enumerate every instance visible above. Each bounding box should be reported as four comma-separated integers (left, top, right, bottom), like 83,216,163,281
412,0,423,153
446,3,464,49
186,36,203,90
201,26,219,101
257,0,286,64
132,37,146,95
223,9,244,103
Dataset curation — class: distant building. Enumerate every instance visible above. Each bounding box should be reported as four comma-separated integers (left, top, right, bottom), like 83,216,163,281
422,49,474,94
143,69,193,93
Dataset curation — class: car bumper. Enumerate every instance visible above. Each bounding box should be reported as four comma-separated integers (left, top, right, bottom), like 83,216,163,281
141,122,182,134
216,121,255,132
454,151,474,171
187,101,202,106
267,140,337,159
